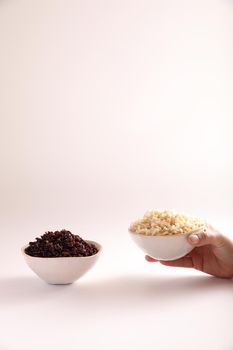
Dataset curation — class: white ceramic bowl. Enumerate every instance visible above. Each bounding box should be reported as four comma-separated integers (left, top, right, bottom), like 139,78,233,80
22,240,102,284
129,229,203,261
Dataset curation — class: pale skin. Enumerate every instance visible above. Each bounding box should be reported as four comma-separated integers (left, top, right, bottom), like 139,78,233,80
145,225,233,279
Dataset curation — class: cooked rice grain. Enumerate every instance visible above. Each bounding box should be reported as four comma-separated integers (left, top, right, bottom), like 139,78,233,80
129,210,206,236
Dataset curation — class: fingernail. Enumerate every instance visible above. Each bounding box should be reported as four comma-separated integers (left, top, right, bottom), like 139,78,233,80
189,234,199,244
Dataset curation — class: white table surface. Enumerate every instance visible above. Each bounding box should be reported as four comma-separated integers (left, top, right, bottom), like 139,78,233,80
1,225,233,350
0,0,232,348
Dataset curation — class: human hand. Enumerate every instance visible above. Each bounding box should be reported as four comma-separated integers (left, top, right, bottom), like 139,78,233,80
145,225,233,278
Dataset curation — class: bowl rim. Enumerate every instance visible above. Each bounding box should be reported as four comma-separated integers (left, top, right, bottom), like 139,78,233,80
128,225,206,238
21,240,102,259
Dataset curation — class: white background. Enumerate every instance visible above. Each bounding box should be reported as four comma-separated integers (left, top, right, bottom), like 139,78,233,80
0,0,233,349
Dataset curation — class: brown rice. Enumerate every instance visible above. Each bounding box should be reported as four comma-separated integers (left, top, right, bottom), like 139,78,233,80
129,209,206,236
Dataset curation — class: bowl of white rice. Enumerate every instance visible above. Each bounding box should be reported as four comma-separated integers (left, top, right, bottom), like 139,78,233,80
129,210,206,261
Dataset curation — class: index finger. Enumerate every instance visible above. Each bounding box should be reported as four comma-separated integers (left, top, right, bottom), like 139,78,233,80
145,255,158,262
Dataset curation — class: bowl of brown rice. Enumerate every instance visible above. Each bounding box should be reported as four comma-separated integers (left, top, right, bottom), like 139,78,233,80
129,210,206,261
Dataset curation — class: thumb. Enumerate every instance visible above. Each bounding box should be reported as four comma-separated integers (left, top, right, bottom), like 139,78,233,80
188,225,225,248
